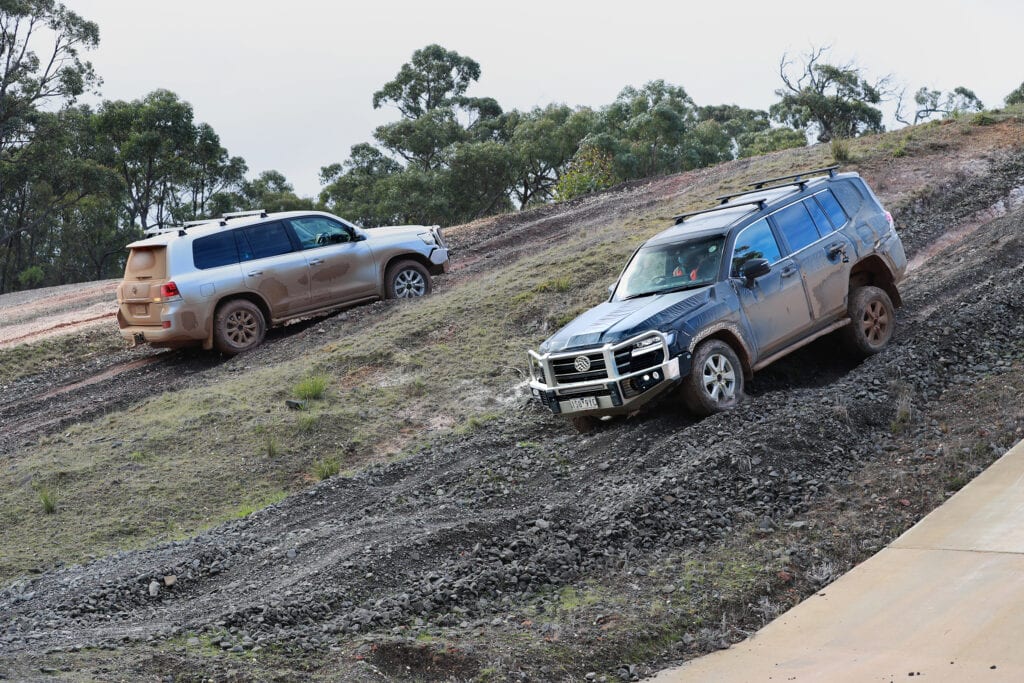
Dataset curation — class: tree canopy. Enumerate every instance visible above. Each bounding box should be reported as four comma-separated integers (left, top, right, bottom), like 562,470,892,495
770,47,890,142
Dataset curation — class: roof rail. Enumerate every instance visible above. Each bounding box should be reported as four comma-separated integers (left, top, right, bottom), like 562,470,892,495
219,209,268,226
747,165,839,190
183,219,213,228
673,197,766,224
715,181,806,205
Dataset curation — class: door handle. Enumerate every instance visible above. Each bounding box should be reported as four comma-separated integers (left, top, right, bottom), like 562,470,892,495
827,242,849,263
308,259,324,266
780,265,798,278
247,270,264,276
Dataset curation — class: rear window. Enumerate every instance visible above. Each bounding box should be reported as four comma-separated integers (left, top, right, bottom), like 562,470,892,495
237,222,294,261
816,189,849,228
125,246,167,280
773,202,819,252
193,232,240,270
828,183,861,219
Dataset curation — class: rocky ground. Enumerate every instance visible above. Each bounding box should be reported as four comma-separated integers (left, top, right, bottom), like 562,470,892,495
1,121,1023,681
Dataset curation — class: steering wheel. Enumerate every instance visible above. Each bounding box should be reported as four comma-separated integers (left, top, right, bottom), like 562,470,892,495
651,275,668,286
315,233,328,246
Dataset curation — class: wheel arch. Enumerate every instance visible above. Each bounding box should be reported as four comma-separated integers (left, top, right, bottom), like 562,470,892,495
689,325,754,379
202,292,272,350
384,252,440,277
849,256,902,308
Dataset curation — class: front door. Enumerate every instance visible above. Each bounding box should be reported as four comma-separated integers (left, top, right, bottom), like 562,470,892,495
731,218,812,355
285,216,378,308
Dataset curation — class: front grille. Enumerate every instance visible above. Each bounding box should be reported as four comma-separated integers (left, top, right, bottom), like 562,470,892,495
615,347,666,375
551,352,608,384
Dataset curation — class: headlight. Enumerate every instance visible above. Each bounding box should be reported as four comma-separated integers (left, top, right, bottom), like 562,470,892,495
632,332,674,355
417,231,437,246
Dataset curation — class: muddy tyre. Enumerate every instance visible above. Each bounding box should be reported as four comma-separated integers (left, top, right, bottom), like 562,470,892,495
385,260,431,299
681,339,743,416
841,286,895,357
213,299,266,355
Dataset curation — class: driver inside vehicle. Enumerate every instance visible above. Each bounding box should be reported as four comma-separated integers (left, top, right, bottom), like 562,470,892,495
672,244,719,281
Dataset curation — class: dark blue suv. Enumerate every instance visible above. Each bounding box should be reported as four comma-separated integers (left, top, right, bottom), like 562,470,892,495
528,166,906,430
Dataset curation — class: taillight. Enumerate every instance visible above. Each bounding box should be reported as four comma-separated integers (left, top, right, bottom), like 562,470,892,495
885,211,894,230
160,282,181,299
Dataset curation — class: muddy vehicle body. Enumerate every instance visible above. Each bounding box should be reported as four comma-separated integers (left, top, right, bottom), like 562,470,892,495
116,210,449,354
528,166,906,428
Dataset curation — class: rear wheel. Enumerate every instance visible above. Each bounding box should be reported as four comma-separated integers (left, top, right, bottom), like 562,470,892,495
385,260,431,299
681,339,743,416
213,299,266,355
841,286,895,357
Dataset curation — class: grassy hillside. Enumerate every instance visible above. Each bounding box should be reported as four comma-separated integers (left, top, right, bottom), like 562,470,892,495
1,112,1022,584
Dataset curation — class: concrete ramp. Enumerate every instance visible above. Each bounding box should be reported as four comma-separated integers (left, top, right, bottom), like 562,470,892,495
652,439,1024,682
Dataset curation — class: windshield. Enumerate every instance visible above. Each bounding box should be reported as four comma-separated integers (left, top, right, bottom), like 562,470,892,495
615,235,726,300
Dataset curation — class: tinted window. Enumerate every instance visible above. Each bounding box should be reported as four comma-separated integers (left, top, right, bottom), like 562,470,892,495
238,222,293,261
773,202,820,252
805,195,835,237
828,183,861,218
731,218,782,275
816,189,848,229
288,216,352,249
193,231,239,270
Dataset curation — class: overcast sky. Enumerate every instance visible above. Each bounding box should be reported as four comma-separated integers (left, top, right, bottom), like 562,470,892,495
68,0,1021,198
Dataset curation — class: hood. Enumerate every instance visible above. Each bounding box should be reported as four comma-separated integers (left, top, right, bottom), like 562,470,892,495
364,225,431,238
540,287,711,353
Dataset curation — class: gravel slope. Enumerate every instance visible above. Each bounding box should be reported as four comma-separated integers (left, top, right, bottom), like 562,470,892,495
1,136,1023,681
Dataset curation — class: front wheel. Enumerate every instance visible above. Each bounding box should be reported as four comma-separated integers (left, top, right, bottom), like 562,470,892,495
681,339,743,416
841,285,895,357
213,299,266,355
385,260,432,299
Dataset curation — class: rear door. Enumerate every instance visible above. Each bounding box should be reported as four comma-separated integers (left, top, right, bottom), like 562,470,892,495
771,198,853,322
285,215,378,306
730,218,812,356
236,221,310,318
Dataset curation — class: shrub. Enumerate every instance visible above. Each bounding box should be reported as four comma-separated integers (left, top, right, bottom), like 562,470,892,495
294,374,329,401
830,138,851,162
314,458,340,480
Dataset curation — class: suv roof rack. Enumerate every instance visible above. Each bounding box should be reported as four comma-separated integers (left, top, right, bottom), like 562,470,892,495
748,165,839,189
714,165,841,204
673,197,767,224
219,209,267,227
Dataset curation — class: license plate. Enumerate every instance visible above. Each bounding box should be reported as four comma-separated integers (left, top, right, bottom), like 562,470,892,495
566,396,598,411
133,304,148,316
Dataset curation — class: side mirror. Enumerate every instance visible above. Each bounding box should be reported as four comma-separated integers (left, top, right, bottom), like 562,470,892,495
739,258,770,287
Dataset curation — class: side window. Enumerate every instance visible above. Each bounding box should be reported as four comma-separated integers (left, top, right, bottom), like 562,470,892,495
773,202,820,252
193,231,239,270
816,189,848,229
288,216,352,249
827,183,861,219
731,218,782,275
237,222,293,261
805,195,835,237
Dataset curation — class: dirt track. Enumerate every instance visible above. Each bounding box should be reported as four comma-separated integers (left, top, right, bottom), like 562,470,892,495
1,126,1024,681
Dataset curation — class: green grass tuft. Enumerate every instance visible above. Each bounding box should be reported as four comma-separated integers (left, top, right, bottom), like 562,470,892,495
36,485,57,514
314,458,340,480
294,374,329,401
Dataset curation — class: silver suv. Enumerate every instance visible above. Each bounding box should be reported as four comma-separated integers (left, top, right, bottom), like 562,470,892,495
116,210,449,354
529,166,906,430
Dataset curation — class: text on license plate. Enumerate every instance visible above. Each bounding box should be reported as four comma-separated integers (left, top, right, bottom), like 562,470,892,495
566,396,598,411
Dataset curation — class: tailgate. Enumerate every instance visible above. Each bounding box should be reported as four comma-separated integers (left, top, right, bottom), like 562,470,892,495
117,246,169,326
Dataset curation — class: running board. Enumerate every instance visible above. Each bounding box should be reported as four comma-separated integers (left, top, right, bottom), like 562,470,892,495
751,319,851,372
